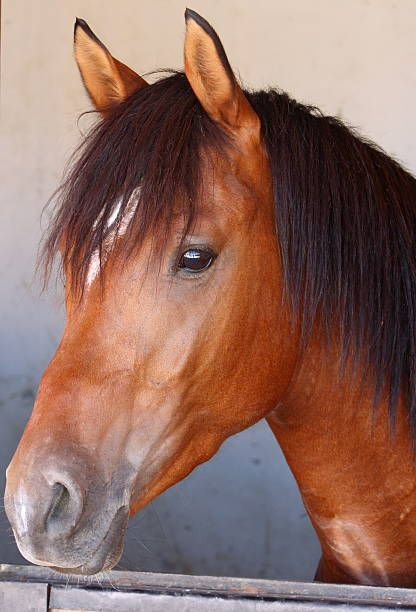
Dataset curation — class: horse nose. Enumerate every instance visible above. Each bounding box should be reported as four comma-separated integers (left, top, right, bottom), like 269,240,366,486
6,470,85,541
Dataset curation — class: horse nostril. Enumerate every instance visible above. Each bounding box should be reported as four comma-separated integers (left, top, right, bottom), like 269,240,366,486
47,483,71,523
45,479,84,537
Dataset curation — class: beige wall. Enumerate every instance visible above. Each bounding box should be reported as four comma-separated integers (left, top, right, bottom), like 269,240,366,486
1,0,415,579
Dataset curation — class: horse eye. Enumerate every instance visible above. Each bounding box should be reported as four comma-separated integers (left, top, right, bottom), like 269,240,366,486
178,248,215,273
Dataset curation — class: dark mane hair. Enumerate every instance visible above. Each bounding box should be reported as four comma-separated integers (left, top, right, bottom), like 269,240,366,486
42,71,416,434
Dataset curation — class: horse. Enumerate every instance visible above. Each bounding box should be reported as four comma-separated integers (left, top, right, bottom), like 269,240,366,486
5,9,416,586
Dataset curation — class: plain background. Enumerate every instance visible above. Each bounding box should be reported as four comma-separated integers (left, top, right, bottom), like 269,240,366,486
1,0,416,580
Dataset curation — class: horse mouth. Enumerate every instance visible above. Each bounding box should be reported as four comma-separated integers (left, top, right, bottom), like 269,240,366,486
51,506,129,575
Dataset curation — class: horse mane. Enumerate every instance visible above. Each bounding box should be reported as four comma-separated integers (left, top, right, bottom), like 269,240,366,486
42,71,416,434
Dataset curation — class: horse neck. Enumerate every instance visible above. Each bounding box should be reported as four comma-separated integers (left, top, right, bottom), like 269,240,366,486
267,335,416,587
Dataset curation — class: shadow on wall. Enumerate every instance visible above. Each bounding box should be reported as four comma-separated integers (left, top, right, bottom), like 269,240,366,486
0,380,320,580
0,378,35,566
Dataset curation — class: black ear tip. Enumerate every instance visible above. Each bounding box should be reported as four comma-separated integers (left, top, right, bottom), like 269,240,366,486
74,17,90,40
184,7,195,21
184,8,211,31
184,9,225,56
74,17,104,49
74,17,89,31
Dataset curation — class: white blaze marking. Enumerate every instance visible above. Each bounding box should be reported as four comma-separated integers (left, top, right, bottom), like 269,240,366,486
86,189,140,287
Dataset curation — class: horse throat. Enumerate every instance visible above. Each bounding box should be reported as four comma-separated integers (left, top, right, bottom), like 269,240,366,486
267,337,416,587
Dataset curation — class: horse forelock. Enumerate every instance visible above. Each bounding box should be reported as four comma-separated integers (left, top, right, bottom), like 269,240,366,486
42,71,228,296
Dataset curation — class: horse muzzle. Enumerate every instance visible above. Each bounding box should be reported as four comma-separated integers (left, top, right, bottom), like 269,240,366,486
5,450,130,575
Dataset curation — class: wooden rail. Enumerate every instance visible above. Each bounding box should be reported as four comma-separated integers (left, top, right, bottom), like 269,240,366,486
2,564,416,611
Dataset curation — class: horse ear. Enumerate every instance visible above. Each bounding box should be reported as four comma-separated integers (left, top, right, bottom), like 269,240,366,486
74,18,148,116
184,9,260,142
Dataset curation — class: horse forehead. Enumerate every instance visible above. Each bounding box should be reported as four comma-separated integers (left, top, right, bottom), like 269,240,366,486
200,144,270,209
202,171,267,225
